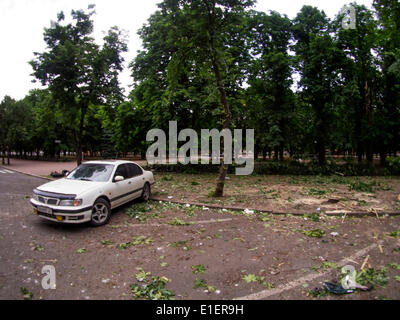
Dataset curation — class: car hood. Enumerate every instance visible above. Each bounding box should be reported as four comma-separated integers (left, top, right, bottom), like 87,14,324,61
36,179,104,196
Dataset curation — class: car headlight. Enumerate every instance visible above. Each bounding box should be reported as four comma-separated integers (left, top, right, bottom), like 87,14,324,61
32,193,39,201
59,199,82,207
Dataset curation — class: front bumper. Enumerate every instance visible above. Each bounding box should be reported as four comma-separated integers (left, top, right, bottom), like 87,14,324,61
30,199,92,224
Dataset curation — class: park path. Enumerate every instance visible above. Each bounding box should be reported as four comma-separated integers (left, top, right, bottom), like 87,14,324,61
1,159,77,177
0,158,148,178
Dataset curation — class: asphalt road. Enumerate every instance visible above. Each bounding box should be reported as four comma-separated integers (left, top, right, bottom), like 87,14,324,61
1,170,400,301
0,170,110,300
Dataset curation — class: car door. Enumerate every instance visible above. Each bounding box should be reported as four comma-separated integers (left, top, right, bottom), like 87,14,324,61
126,163,145,200
110,164,132,207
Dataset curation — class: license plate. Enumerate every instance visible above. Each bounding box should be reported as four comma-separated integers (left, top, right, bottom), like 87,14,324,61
37,206,53,215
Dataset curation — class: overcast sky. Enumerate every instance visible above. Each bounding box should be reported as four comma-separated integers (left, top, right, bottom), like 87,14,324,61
0,0,373,101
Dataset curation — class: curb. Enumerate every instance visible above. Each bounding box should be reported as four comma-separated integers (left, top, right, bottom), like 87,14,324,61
150,196,400,217
3,165,400,218
0,165,55,181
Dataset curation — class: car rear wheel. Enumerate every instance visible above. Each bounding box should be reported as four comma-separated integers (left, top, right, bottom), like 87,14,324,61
141,183,151,202
90,198,111,227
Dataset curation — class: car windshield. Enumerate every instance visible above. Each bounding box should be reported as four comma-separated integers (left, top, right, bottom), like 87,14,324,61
66,163,114,182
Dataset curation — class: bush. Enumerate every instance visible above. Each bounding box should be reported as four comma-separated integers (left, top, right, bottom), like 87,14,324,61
384,157,400,176
144,160,377,176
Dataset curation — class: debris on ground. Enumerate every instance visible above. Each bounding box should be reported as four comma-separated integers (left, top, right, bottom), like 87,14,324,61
50,170,69,177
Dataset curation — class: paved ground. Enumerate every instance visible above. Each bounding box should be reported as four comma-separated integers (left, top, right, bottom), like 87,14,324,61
0,158,148,178
1,169,400,300
1,159,78,177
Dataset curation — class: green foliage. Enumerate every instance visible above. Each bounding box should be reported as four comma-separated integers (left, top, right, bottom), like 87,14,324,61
130,275,174,300
348,180,377,192
29,5,128,164
302,229,325,238
146,160,377,176
388,230,400,238
161,174,173,181
2,1,399,172
387,263,400,270
20,287,33,300
356,268,388,288
193,278,207,289
242,273,274,288
168,218,190,226
303,212,321,222
117,236,154,249
192,264,206,274
126,203,158,222
384,157,400,176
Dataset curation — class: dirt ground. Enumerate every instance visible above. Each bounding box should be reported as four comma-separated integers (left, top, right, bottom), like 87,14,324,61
152,173,400,214
1,171,400,300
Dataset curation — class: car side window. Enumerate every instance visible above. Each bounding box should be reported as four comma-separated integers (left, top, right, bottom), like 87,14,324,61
128,163,143,177
114,164,129,180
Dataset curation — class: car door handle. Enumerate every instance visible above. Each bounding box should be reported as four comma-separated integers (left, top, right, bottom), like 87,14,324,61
128,181,132,184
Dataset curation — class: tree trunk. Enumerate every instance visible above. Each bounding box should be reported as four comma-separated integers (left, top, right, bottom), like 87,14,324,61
76,105,87,166
213,56,231,197
203,1,232,198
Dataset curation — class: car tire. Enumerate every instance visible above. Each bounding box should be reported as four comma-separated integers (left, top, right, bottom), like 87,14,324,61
90,198,111,227
141,183,151,202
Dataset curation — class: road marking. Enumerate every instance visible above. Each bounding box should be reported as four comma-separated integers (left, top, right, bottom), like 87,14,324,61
233,243,377,300
0,170,6,174
2,169,14,173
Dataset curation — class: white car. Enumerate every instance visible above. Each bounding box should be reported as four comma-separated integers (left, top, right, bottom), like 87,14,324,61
30,160,155,226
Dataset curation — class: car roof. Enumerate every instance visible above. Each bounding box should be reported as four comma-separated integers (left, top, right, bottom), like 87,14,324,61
83,160,141,166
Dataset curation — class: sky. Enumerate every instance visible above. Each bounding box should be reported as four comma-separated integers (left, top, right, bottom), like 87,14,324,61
0,0,374,101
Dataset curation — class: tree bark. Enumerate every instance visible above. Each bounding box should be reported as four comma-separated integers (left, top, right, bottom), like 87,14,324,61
76,104,87,166
202,0,232,198
212,57,231,197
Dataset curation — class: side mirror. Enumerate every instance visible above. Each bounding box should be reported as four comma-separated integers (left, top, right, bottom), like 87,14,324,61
114,175,124,182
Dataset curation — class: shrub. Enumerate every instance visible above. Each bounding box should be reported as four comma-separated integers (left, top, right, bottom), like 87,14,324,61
384,157,400,176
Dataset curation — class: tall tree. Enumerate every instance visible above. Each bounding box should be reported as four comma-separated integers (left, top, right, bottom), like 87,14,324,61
334,3,379,162
131,0,254,196
0,96,15,164
30,5,127,165
373,0,400,160
246,10,294,161
293,6,343,165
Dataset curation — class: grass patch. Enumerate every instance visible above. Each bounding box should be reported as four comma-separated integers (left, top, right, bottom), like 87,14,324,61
242,274,274,289
356,268,388,288
117,236,154,249
307,188,327,196
348,180,377,193
192,264,206,274
20,287,33,300
303,212,321,222
389,230,400,238
387,263,400,270
170,240,187,248
130,275,174,300
302,229,325,238
168,218,190,226
126,203,159,222
194,278,207,289
161,175,174,181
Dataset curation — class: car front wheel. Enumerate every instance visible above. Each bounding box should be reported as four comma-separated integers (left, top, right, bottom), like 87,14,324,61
90,198,111,227
141,183,151,202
